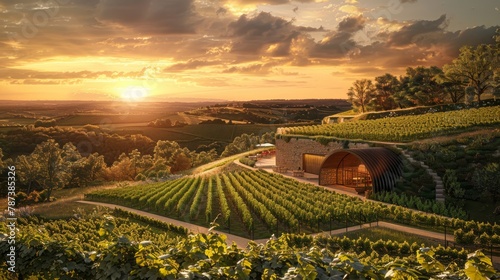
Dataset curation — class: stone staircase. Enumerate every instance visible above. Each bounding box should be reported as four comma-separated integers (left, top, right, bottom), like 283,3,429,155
397,148,445,202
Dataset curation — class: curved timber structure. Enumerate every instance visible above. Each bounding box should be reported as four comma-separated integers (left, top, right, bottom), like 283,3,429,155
318,148,403,193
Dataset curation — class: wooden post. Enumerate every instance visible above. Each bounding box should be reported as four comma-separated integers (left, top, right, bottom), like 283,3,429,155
359,212,362,229
330,216,332,235
345,212,348,233
444,224,447,248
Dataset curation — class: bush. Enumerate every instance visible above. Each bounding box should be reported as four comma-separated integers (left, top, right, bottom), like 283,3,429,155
135,173,147,181
239,157,256,167
15,191,28,205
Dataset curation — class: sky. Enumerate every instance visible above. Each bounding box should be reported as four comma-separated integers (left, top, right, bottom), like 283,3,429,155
0,0,498,102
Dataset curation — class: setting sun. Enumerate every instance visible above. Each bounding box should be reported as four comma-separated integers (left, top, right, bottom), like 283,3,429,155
121,86,148,102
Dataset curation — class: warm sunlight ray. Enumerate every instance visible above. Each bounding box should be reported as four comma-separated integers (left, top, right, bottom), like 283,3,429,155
121,86,148,102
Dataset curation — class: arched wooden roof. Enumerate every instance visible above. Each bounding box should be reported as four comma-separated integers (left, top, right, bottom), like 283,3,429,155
319,148,403,192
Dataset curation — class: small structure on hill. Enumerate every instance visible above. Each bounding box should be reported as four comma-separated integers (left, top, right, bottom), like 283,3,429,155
275,137,402,193
316,148,402,193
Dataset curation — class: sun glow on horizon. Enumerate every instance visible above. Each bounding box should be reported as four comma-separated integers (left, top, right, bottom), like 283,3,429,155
121,86,149,102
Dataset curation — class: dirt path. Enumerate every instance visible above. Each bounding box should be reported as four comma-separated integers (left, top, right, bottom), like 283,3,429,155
77,200,258,248
76,201,454,244
77,200,500,267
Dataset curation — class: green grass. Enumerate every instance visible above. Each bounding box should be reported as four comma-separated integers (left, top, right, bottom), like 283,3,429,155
118,123,279,140
186,148,269,175
55,114,164,126
32,201,98,219
9,182,134,219
113,123,282,150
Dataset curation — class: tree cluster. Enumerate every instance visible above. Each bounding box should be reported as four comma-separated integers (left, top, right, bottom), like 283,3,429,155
11,140,106,203
221,132,275,157
347,33,499,112
0,125,156,165
198,118,228,125
147,118,187,128
34,118,56,128
1,137,219,203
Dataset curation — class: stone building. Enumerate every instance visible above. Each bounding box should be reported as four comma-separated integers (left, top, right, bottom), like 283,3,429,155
275,138,403,193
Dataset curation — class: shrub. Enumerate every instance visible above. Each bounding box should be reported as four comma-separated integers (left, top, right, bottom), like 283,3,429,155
135,173,147,181
15,191,28,205
239,157,256,167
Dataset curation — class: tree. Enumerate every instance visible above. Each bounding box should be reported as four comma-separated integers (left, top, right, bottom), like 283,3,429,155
259,132,275,144
68,153,105,187
192,149,218,166
170,152,192,173
154,140,181,165
374,74,399,110
128,149,141,179
85,153,106,181
15,154,41,194
435,72,465,103
137,154,154,174
30,140,70,201
221,133,260,157
443,44,496,102
399,67,446,106
102,153,135,181
346,79,375,113
0,148,4,170
493,28,500,99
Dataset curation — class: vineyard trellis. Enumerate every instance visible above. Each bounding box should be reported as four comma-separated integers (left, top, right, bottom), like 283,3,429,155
279,106,500,142
86,169,500,244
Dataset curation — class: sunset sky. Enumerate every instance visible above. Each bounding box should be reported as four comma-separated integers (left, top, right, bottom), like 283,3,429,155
1,0,498,101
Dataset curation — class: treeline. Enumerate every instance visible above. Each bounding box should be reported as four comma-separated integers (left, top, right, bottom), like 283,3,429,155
147,118,187,128
0,125,155,165
347,33,499,113
0,128,274,203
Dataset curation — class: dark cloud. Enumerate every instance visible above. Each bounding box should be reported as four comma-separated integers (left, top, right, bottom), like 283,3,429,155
296,26,326,32
226,12,322,60
443,25,498,57
96,0,202,34
310,31,357,58
306,13,497,70
0,0,498,85
400,0,418,3
222,60,284,75
216,7,227,16
223,63,273,75
338,15,365,33
387,14,447,46
350,23,497,68
228,12,301,56
309,16,366,58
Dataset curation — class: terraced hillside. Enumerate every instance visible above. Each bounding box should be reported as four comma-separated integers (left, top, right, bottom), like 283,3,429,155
279,106,500,142
85,170,495,242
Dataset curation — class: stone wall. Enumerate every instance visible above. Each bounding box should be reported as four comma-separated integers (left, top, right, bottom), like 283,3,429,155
275,138,370,171
319,168,336,185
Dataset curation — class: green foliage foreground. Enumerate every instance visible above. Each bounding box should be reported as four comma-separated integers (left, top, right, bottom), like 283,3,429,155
0,212,497,279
